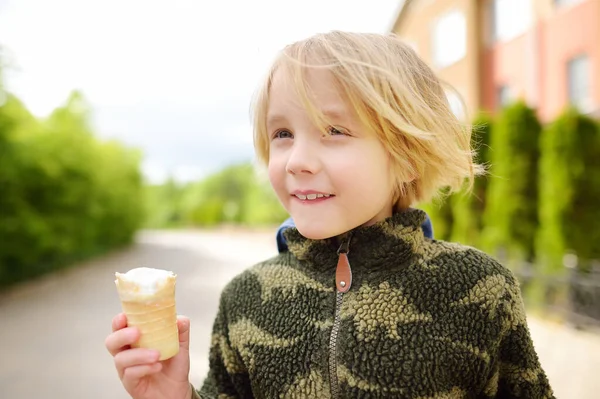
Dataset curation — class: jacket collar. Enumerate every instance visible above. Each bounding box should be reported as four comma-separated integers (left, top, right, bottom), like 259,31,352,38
282,208,427,273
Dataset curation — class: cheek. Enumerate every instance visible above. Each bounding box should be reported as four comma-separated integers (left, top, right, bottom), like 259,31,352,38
349,150,394,195
267,155,287,194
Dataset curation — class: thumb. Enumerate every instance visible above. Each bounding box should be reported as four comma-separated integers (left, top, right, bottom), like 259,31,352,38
177,315,191,350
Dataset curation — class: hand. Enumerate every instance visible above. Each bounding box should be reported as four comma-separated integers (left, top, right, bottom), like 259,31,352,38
105,313,193,399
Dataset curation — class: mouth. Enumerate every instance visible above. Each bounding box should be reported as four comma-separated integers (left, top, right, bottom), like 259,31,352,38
291,192,335,202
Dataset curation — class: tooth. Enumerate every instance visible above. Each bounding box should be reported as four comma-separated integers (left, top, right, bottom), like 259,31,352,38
316,194,324,198
296,194,307,200
307,194,317,200
324,194,330,197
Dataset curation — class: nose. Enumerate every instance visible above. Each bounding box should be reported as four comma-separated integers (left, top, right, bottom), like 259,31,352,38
285,136,322,175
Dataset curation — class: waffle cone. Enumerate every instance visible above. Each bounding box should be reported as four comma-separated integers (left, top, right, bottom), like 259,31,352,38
115,272,179,361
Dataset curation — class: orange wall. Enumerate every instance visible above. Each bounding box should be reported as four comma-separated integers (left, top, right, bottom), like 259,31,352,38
482,31,537,113
482,0,599,122
541,0,599,121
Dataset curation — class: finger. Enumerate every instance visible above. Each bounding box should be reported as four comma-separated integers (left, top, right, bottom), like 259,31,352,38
115,348,161,379
105,327,140,357
122,362,163,382
177,315,190,351
112,313,127,332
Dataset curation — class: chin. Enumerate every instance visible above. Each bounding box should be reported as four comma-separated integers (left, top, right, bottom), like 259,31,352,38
294,221,345,241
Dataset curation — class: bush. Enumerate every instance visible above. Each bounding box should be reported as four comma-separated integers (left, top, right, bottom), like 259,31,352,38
154,163,289,228
144,178,186,228
482,101,541,263
450,114,493,247
536,108,600,273
0,91,145,288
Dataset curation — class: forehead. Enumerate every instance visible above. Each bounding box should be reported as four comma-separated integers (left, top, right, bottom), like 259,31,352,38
267,67,349,114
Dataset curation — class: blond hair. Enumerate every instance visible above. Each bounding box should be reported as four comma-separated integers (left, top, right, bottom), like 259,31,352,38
252,31,481,209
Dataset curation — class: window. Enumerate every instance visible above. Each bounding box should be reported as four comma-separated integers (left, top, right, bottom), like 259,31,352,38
432,10,466,69
497,85,514,110
491,0,532,42
567,55,592,112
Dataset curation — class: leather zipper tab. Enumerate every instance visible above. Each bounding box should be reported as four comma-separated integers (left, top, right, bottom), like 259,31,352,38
335,253,352,293
335,233,353,293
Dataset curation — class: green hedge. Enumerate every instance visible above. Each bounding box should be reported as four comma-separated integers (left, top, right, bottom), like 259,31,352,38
0,91,144,288
145,163,289,229
536,108,600,273
482,101,541,262
450,113,493,247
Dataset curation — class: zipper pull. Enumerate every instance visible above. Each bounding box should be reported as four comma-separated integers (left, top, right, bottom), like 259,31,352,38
336,234,352,293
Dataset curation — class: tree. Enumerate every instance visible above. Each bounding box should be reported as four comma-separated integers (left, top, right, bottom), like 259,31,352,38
451,113,493,247
174,163,288,227
536,108,600,273
0,90,145,287
482,101,541,263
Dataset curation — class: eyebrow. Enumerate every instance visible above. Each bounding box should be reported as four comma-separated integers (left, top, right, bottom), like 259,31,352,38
266,114,288,128
322,108,349,121
266,108,350,127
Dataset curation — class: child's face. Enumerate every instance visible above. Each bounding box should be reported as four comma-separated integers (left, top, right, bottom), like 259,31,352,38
266,68,396,240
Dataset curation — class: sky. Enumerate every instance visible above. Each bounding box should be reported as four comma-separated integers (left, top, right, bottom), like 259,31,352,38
0,0,403,184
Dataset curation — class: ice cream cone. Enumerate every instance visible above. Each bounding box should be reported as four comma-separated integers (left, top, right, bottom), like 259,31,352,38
115,268,179,361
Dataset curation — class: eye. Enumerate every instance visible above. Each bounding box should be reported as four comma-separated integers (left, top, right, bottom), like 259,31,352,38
325,126,349,136
273,129,293,140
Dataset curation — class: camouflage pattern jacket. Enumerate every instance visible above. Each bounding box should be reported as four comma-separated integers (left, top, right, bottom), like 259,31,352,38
193,209,554,398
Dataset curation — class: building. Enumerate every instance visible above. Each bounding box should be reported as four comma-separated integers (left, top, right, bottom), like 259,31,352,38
389,0,599,122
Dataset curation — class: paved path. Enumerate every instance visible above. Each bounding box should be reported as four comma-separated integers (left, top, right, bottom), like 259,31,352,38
0,229,598,398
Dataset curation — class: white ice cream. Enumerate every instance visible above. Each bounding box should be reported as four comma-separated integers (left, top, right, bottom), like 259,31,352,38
117,267,174,295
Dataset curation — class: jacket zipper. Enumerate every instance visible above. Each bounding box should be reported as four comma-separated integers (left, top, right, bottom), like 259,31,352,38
328,291,344,399
328,235,353,399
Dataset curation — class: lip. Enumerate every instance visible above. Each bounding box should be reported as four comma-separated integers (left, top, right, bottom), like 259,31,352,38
291,190,334,196
290,190,335,203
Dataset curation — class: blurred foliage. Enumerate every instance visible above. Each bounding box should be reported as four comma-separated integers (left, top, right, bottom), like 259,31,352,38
420,114,493,244
536,108,600,274
0,90,144,288
144,163,289,229
481,101,541,263
419,104,599,276
450,113,493,247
